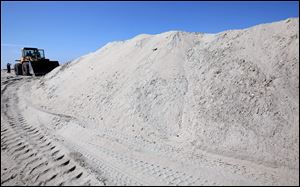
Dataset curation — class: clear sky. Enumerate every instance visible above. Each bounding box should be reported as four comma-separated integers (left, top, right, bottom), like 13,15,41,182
1,1,299,68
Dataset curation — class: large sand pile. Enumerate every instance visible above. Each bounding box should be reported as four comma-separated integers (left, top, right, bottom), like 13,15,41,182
30,18,299,170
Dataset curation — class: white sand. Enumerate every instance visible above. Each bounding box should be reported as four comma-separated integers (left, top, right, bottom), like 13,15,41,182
2,18,299,185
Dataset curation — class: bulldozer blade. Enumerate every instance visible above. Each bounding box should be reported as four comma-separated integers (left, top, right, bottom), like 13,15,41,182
30,60,59,76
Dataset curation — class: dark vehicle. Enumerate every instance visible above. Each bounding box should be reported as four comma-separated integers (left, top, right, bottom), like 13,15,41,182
14,47,59,76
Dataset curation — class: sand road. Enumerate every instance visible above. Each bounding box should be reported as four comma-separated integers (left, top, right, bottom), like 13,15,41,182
1,71,298,186
1,73,103,186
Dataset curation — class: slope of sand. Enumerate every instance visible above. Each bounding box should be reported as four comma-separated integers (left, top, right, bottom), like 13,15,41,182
20,18,299,185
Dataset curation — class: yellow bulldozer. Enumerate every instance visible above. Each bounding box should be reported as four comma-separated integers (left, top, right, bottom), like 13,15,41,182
14,47,59,76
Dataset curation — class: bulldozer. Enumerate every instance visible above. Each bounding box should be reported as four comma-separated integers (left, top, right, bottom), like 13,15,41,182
14,47,59,76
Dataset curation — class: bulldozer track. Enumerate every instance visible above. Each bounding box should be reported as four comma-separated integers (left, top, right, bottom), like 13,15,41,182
1,78,103,186
63,130,214,186
65,141,213,186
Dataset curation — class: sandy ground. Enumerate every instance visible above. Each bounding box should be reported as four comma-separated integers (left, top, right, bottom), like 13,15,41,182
1,18,299,186
1,71,104,186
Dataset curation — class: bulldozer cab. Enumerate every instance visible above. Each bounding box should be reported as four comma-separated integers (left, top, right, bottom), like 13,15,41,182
22,48,45,62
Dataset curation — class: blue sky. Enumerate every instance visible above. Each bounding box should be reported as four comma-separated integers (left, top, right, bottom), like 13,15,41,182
1,1,299,68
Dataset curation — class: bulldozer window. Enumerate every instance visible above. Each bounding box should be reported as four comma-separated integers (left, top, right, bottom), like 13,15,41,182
38,49,45,58
23,49,36,57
